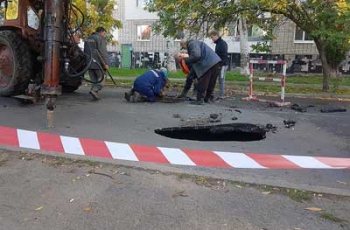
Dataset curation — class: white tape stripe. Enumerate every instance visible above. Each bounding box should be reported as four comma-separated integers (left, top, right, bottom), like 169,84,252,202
60,136,85,155
105,142,139,161
158,147,196,166
282,156,332,168
214,151,266,168
17,129,40,150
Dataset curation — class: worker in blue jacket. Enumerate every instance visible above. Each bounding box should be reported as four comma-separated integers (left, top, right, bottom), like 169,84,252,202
125,68,169,102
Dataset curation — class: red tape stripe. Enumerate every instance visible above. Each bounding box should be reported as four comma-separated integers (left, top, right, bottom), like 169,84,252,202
130,144,169,164
79,138,112,159
316,157,350,168
182,149,231,168
37,132,64,153
0,126,19,147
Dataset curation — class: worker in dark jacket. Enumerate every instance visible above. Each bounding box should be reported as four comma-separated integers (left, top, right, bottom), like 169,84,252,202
84,27,109,100
175,39,221,104
124,68,169,102
210,30,228,99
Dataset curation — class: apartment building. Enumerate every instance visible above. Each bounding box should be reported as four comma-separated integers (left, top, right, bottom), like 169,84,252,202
111,0,266,69
111,0,169,68
111,0,349,74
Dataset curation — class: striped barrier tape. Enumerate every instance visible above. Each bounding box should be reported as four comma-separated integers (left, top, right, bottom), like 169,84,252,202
0,126,349,169
249,60,287,65
243,60,291,107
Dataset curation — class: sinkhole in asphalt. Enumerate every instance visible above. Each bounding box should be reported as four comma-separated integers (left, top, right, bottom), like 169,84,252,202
155,123,266,142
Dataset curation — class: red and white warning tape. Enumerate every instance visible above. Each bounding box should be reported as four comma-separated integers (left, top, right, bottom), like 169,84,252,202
0,126,349,169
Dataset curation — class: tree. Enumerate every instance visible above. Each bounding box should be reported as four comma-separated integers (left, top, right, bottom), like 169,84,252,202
146,0,350,91
72,0,121,37
240,0,350,91
146,0,239,73
145,0,266,75
238,15,250,75
166,38,177,72
146,0,232,37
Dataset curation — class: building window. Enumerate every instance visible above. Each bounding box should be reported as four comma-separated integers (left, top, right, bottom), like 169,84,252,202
247,25,264,41
294,27,313,42
136,0,146,7
137,25,151,41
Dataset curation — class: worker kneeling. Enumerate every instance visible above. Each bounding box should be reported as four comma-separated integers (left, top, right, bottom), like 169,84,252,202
125,68,169,102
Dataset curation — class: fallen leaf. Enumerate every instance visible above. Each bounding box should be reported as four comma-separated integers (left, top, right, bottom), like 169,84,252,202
336,181,348,185
305,207,322,212
262,191,271,195
112,180,123,185
172,191,188,198
83,207,91,211
35,206,43,211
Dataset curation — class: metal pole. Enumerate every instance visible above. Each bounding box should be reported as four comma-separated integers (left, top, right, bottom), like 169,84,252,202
249,62,254,99
41,0,65,127
281,61,287,103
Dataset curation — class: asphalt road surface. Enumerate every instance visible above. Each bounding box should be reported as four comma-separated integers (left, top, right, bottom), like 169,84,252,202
0,86,349,196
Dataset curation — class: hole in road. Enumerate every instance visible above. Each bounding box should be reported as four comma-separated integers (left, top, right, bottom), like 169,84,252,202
155,123,266,142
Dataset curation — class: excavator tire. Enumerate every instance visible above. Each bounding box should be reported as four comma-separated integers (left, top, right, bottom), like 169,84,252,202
0,30,33,96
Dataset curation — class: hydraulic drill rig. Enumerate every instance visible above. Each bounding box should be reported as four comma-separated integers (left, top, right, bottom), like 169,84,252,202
0,0,91,127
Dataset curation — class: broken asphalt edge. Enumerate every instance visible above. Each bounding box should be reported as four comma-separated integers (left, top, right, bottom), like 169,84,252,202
1,145,349,197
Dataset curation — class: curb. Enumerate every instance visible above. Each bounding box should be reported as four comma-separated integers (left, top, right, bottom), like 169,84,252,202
108,77,350,100
0,126,349,170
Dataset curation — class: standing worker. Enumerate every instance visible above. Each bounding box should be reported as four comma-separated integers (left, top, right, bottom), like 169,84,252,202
210,30,228,99
84,27,109,101
175,39,221,104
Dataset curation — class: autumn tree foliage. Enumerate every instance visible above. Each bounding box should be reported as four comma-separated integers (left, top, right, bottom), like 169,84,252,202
72,0,121,37
244,0,350,90
146,0,350,91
